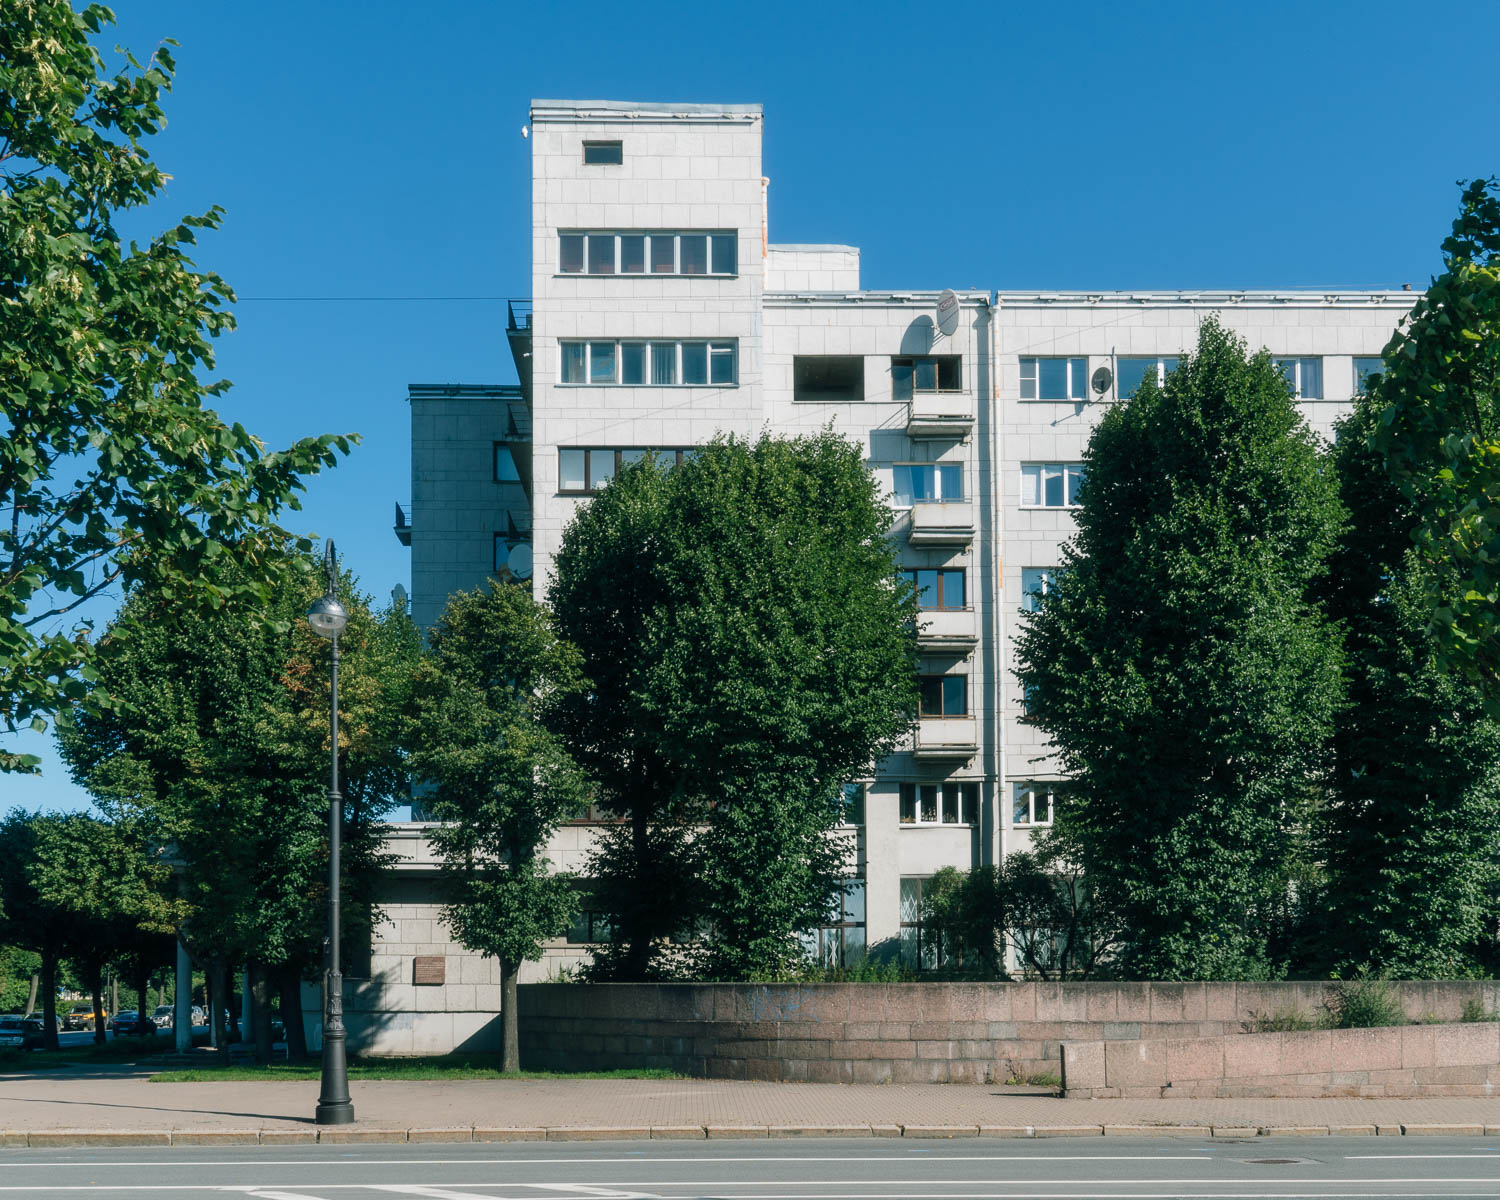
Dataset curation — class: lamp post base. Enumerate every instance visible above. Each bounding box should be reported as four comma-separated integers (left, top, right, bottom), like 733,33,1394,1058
315,1099,355,1126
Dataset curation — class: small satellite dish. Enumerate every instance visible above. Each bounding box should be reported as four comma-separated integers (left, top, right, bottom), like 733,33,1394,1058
935,289,960,338
506,542,533,580
1090,366,1113,397
391,583,408,613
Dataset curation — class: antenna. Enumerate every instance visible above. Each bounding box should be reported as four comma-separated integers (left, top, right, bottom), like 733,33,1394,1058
935,289,960,338
506,543,534,581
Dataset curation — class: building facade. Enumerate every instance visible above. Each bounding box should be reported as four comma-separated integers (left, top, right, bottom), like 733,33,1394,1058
355,100,1413,1053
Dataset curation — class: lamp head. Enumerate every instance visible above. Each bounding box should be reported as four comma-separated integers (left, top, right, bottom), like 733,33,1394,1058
306,594,349,639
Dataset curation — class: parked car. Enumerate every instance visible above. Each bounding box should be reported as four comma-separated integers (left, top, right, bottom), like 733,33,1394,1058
107,1010,155,1037
151,1005,174,1028
190,1005,207,1026
0,1016,40,1051
63,1003,104,1031
22,1014,61,1035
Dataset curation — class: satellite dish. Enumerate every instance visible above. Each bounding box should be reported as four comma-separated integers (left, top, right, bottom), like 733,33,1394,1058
935,289,960,338
1090,366,1113,397
506,542,533,580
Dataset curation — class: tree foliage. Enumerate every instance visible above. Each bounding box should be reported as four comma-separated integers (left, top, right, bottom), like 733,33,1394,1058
1015,319,1346,980
1370,178,1500,705
405,581,589,1070
0,2,353,771
550,431,918,979
1318,390,1500,977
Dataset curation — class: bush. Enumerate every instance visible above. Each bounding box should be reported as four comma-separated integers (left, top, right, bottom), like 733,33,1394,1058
1323,974,1406,1029
1243,1007,1319,1033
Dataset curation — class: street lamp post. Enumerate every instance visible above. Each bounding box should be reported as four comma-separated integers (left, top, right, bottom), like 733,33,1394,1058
307,539,353,1126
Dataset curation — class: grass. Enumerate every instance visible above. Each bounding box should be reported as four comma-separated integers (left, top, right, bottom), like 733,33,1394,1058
148,1056,683,1082
1003,1068,1061,1087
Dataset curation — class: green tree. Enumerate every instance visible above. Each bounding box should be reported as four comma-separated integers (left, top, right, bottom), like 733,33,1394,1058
59,553,413,1058
1015,319,1346,980
1318,391,1500,977
1370,178,1500,706
0,2,352,772
550,432,918,979
0,944,39,1013
405,581,589,1071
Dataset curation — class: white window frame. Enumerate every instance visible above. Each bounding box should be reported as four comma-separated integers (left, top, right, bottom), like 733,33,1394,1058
1020,463,1084,508
1020,357,1088,401
559,340,738,387
557,447,689,495
1011,782,1054,827
1117,355,1180,398
557,231,738,278
1020,567,1065,611
892,462,964,508
899,781,980,827
1273,356,1324,400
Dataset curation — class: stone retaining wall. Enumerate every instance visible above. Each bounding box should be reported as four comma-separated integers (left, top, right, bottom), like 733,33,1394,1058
516,981,1498,1084
1062,1021,1500,1099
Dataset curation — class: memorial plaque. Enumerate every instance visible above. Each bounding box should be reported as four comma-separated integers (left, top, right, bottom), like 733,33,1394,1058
413,955,446,986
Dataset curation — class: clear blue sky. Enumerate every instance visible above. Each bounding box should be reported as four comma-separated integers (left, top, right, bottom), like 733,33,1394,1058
8,0,1496,810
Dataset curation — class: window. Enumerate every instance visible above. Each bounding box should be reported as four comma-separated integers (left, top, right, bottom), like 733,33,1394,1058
1353,356,1384,394
892,356,962,401
493,443,521,483
839,783,865,826
1012,782,1054,827
1020,357,1088,401
1274,356,1324,400
558,448,688,495
582,141,622,165
899,782,978,826
1020,567,1064,611
899,876,942,969
1020,463,1084,507
802,879,866,967
559,340,737,386
567,908,615,943
794,356,865,403
893,463,964,507
1117,356,1180,398
901,568,966,610
918,674,967,717
557,231,739,277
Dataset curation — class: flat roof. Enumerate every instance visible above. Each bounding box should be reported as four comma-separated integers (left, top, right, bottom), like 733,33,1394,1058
407,383,524,401
768,244,860,254
765,290,990,305
531,99,761,119
994,289,1418,306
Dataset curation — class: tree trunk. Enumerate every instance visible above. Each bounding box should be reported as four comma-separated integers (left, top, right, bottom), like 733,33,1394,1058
110,972,118,1018
133,962,150,1038
209,959,229,1049
40,952,59,1052
249,960,273,1065
625,807,653,979
88,961,106,1046
277,967,308,1061
500,957,520,1073
25,973,38,1017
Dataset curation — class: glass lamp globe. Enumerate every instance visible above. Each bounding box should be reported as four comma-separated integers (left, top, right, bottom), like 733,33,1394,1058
306,595,349,639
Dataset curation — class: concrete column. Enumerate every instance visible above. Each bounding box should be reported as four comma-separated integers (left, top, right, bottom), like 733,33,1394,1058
240,968,252,1035
174,940,192,1054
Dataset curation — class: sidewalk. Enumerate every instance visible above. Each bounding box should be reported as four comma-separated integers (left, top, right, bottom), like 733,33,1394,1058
3,1068,1500,1146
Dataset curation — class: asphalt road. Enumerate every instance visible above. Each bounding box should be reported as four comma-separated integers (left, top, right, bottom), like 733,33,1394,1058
2,1137,1499,1199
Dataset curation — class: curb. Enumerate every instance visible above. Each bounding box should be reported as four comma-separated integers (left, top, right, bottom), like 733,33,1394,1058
3,1123,1500,1147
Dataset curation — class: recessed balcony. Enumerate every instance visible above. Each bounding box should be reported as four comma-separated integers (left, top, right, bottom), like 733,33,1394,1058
916,607,977,652
908,502,975,547
913,717,978,760
906,391,975,439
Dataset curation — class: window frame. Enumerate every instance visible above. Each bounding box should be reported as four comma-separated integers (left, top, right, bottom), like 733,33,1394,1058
1019,356,1088,401
899,782,980,827
793,355,866,403
1117,355,1180,399
892,355,963,401
1020,567,1065,612
581,141,623,165
901,567,967,611
899,876,941,970
917,673,968,718
1273,356,1324,400
1353,356,1384,394
1011,782,1055,827
559,339,738,387
804,878,866,968
1019,463,1085,508
557,447,689,496
892,462,965,508
556,231,740,278
493,442,522,483
839,783,866,826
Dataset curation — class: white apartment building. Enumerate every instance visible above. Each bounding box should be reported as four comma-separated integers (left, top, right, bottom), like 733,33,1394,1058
368,100,1413,1052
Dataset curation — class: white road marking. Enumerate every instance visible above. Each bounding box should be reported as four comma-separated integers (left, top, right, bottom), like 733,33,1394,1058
0,1155,1216,1170
6,1180,1500,1193
1346,1154,1500,1159
242,1191,336,1200
371,1189,533,1200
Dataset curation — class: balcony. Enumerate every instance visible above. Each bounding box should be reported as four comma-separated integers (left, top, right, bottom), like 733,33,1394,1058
913,717,978,760
906,391,975,439
916,607,977,652
506,299,533,398
393,501,411,547
908,501,975,546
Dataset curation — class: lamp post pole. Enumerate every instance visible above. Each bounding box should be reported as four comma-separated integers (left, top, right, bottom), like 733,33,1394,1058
309,539,353,1126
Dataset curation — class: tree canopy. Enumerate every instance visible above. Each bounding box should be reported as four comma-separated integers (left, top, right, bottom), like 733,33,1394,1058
549,431,918,979
0,2,352,771
1370,178,1500,706
1015,319,1346,980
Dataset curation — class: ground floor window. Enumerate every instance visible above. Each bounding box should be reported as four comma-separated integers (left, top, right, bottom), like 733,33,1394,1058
899,876,942,969
801,878,866,967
